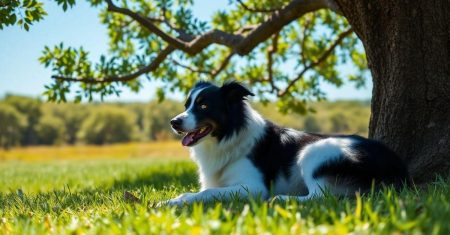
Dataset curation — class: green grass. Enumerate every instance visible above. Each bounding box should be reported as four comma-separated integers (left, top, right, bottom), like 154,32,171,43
1,159,449,234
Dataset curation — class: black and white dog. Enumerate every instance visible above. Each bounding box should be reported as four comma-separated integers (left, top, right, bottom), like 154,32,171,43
165,81,409,206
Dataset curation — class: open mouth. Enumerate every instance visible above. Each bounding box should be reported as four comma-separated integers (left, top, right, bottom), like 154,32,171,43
180,125,213,146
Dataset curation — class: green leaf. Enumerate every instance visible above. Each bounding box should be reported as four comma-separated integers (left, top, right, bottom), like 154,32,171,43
10,14,17,24
156,87,165,102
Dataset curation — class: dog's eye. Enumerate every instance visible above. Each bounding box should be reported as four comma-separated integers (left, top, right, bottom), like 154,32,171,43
200,104,207,110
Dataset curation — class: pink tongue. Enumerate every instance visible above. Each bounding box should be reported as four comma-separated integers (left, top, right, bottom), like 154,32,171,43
182,132,196,146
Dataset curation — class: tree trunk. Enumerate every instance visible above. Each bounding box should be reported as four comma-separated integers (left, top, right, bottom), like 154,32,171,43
336,0,450,182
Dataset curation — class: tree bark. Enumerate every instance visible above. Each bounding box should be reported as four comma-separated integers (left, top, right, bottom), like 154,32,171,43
336,0,450,182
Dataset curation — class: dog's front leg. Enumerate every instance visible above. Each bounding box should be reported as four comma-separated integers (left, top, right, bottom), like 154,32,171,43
164,184,266,206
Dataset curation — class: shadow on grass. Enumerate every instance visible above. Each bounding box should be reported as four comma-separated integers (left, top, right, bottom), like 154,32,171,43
1,161,199,214
110,161,198,191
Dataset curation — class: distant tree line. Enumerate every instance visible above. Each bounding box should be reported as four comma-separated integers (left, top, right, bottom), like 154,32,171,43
0,95,370,149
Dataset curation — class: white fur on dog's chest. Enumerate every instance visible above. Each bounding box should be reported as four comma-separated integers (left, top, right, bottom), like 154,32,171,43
202,157,265,190
191,142,306,196
189,105,268,191
190,138,266,191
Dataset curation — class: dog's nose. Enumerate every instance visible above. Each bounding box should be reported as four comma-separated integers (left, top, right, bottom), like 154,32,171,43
170,118,183,129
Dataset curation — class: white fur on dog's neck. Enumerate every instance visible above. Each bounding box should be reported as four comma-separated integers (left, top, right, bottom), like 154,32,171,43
189,102,266,190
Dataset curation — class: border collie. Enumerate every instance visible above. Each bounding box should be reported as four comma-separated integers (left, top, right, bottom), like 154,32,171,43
164,81,409,206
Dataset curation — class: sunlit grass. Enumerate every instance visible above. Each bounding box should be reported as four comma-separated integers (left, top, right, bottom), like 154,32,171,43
0,146,449,234
0,141,188,161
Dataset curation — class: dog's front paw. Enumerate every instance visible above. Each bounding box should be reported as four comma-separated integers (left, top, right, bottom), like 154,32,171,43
155,198,185,207
270,195,291,203
157,193,197,207
173,192,196,200
165,198,188,206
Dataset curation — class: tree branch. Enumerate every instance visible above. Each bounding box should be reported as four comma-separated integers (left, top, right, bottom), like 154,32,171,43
157,6,194,41
300,17,313,66
321,0,342,14
236,0,282,13
266,32,280,92
277,28,352,97
235,25,257,34
105,0,331,56
211,52,234,78
169,59,211,74
170,52,234,78
52,46,175,84
51,0,337,84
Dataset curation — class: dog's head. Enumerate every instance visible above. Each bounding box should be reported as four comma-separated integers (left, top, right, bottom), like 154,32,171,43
170,81,254,146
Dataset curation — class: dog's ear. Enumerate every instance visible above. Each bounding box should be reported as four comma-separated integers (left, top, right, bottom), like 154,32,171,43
220,81,254,102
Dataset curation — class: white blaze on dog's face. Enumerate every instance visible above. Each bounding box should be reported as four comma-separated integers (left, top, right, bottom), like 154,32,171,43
174,87,204,130
170,82,215,146
170,81,254,147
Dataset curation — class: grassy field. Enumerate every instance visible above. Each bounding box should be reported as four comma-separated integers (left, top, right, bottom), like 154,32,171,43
0,143,449,234
0,141,189,161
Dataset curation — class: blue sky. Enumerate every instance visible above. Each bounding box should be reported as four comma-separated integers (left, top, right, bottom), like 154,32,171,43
0,0,372,102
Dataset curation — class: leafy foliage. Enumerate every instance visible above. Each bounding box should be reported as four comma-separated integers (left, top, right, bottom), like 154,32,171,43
0,0,47,30
29,0,369,114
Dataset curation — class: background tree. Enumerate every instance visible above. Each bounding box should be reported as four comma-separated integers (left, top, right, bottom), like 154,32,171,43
329,113,349,133
303,116,321,132
43,103,87,144
2,0,448,181
0,95,369,148
126,103,148,141
4,95,42,145
0,104,27,149
35,113,67,145
77,106,137,144
146,99,184,140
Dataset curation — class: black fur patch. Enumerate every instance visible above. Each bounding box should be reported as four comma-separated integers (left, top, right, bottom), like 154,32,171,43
248,122,324,189
312,136,410,190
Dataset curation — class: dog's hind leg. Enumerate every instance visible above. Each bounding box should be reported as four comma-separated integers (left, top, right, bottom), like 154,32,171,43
274,138,353,202
272,178,327,202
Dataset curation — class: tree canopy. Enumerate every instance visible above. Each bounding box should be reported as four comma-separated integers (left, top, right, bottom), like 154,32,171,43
0,0,46,30
1,0,368,113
